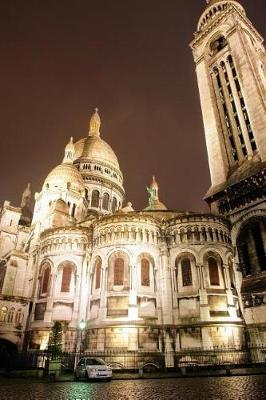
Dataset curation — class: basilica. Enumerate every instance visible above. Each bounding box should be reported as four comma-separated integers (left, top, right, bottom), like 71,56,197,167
0,0,265,367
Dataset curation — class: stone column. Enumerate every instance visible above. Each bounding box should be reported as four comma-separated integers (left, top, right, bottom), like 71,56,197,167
128,264,138,320
159,244,173,325
99,266,107,319
128,327,138,351
201,326,213,350
44,273,56,323
164,330,174,368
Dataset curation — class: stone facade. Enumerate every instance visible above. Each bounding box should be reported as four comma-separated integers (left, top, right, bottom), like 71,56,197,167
0,1,265,366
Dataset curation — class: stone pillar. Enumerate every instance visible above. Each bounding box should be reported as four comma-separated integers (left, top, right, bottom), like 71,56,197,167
128,264,138,320
44,272,57,323
159,245,173,325
97,328,105,351
164,331,174,368
128,327,138,351
99,266,107,319
201,327,213,350
175,330,181,352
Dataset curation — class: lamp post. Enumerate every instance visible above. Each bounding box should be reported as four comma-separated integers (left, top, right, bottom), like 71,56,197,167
79,319,86,354
74,319,87,369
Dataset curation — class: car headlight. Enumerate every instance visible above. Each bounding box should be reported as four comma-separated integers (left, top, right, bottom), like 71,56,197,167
91,368,96,372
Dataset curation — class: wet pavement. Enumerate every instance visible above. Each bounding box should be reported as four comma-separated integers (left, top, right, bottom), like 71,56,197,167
0,375,266,400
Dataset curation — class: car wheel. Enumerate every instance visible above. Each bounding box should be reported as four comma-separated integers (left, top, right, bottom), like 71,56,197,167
74,373,79,381
85,371,90,381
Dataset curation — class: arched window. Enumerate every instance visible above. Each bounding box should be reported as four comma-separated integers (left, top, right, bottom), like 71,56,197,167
85,188,89,200
71,203,76,217
208,257,220,285
91,190,100,208
0,306,8,322
181,258,192,286
114,258,124,286
95,259,102,289
15,309,23,324
7,308,15,323
41,264,51,295
112,197,117,212
102,193,110,211
186,228,192,242
210,35,227,55
61,264,72,292
141,258,150,286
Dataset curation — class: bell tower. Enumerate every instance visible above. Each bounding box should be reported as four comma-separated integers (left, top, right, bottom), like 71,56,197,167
191,0,266,215
191,1,266,350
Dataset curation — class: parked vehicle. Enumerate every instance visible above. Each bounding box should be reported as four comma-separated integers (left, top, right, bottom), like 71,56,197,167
74,357,112,381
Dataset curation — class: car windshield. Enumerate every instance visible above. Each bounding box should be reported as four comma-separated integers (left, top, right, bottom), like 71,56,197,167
86,358,106,366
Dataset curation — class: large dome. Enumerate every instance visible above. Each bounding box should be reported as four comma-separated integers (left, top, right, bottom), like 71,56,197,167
74,136,120,171
43,163,85,193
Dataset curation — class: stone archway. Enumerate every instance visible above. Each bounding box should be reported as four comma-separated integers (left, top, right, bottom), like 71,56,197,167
236,216,266,277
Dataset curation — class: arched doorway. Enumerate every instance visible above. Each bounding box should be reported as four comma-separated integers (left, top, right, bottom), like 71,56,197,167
0,339,17,368
237,217,266,277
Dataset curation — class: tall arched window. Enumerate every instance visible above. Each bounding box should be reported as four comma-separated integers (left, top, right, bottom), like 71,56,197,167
102,193,110,211
91,190,100,208
61,264,73,292
41,264,51,295
71,203,76,217
95,259,102,289
181,258,192,286
141,258,150,286
112,197,117,212
208,257,220,285
114,258,124,286
186,228,192,242
0,306,8,322
15,309,23,324
7,308,15,323
85,188,89,200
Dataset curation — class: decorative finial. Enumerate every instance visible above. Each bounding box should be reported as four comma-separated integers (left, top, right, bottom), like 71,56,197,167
63,137,75,164
21,183,31,208
89,108,101,137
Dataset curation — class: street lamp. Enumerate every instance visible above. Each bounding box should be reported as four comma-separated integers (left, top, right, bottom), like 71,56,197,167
79,319,86,354
74,319,87,369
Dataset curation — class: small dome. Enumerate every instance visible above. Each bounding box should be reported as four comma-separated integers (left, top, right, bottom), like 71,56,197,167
148,199,167,211
74,136,120,170
43,163,85,193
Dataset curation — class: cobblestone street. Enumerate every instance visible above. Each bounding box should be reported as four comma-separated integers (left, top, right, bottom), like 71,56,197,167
0,375,266,400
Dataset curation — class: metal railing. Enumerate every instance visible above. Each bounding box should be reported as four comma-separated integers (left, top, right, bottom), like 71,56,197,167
0,345,265,372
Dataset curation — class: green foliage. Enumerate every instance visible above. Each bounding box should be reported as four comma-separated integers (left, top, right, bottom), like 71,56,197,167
48,321,62,359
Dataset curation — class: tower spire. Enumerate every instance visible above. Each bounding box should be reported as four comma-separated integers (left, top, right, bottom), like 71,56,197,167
89,108,101,137
63,137,75,164
21,183,31,208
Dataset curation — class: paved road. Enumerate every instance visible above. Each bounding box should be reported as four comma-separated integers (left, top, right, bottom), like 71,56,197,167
0,375,266,400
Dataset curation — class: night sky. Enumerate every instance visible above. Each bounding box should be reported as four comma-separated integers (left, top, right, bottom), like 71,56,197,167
0,0,265,213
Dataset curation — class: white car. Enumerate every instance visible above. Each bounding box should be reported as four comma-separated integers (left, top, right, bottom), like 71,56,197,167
74,357,112,381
